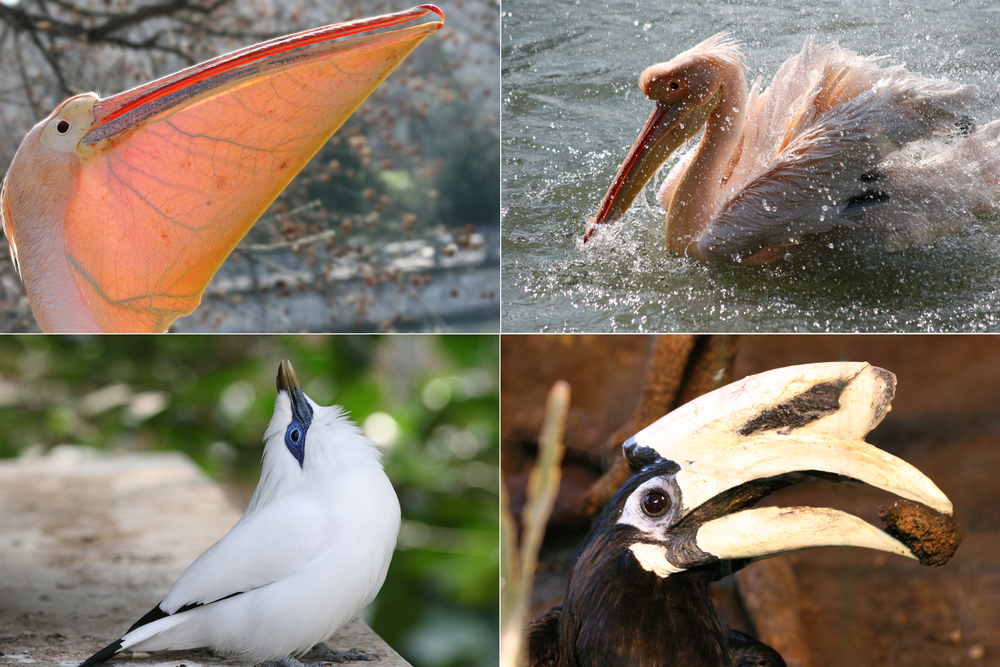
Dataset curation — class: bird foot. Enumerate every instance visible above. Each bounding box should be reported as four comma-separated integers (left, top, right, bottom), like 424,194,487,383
305,643,379,663
258,658,309,667
257,643,378,666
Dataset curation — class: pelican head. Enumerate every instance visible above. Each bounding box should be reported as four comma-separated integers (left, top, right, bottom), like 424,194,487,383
586,34,746,244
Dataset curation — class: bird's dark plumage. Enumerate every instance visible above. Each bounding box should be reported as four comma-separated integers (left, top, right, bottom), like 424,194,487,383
728,630,787,667
527,606,562,667
79,604,167,666
529,465,761,667
126,604,170,632
79,591,252,665
79,638,124,667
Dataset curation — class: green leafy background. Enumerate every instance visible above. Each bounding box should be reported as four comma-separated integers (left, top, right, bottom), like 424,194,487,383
0,335,498,667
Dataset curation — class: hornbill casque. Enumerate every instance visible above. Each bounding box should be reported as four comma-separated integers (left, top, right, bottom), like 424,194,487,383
527,362,960,667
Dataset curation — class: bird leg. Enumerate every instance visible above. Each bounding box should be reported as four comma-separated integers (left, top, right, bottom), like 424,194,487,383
304,643,379,663
257,646,378,667
258,658,310,667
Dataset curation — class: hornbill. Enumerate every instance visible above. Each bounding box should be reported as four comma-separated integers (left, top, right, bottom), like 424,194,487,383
527,362,959,667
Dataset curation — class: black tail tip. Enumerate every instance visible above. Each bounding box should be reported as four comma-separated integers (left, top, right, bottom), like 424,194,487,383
79,639,123,667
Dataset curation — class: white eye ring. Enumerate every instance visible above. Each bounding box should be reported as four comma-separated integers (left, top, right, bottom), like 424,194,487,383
618,477,679,538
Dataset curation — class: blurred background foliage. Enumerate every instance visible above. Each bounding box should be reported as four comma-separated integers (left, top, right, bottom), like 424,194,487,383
0,334,499,667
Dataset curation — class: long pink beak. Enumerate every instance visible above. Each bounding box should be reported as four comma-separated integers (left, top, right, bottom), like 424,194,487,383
88,5,444,143
584,91,714,244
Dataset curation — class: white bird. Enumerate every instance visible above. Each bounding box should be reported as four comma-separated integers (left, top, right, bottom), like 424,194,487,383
80,360,400,666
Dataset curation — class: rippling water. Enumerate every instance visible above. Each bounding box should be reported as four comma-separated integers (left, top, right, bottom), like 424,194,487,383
502,0,1000,331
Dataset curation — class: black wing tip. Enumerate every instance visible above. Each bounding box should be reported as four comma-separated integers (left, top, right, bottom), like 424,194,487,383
957,115,976,135
78,594,247,667
79,601,170,667
127,603,169,633
79,638,124,667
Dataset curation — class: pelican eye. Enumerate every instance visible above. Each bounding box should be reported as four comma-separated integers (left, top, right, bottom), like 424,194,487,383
669,81,679,90
56,120,70,134
641,489,670,517
289,427,301,443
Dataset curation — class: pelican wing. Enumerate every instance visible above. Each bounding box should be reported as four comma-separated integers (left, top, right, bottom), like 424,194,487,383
724,39,885,194
699,71,976,262
868,118,1000,247
64,9,441,332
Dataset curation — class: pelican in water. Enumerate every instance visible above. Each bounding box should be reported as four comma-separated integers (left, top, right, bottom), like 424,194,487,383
584,34,1000,264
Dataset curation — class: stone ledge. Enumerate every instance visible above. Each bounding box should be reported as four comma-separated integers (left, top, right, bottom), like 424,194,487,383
0,446,409,667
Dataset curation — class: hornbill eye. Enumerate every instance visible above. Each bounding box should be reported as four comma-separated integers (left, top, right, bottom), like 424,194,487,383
641,489,670,517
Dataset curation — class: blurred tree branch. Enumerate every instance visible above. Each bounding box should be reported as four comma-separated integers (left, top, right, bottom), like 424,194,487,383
0,0,234,99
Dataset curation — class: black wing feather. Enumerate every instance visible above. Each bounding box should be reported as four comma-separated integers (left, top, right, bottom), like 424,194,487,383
78,638,125,667
728,629,787,667
527,605,562,667
78,591,249,666
126,603,170,633
78,601,168,667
